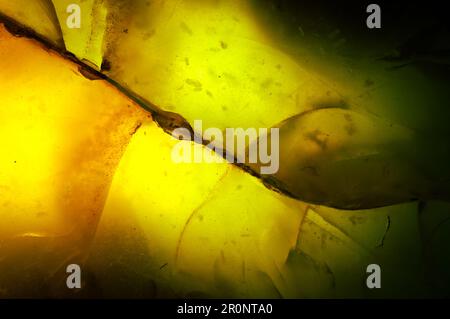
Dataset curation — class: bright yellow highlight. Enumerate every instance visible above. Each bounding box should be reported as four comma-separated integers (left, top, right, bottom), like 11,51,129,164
0,24,147,297
103,0,343,138
87,120,306,298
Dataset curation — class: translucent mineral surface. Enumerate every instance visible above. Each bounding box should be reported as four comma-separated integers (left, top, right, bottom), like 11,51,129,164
0,0,450,298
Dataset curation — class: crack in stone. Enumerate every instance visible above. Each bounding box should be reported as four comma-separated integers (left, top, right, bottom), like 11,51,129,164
0,13,298,203
376,215,391,248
